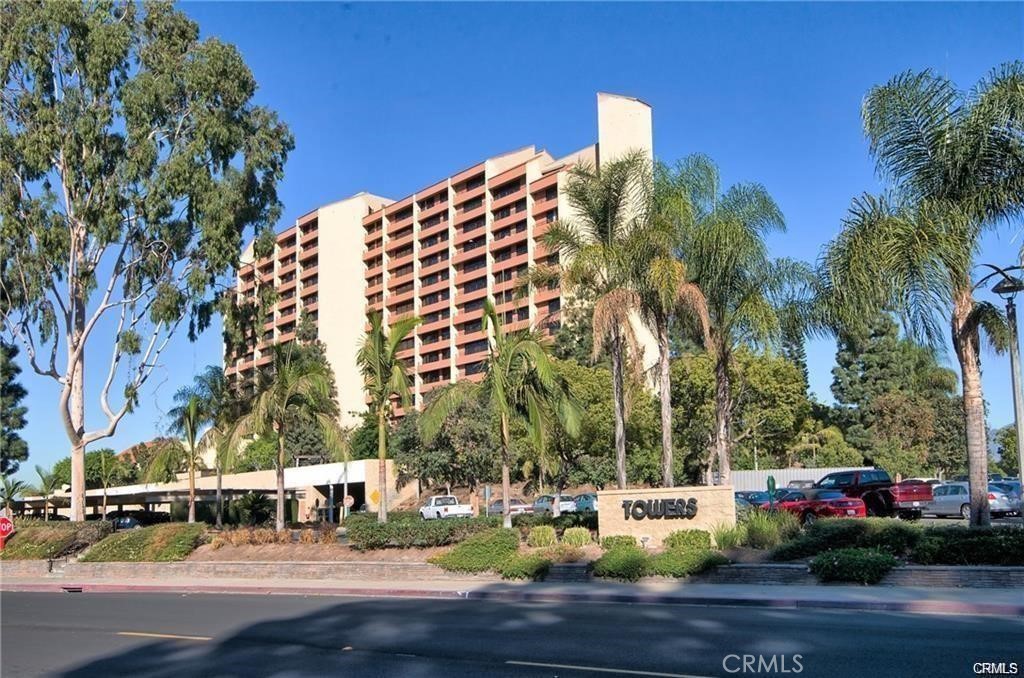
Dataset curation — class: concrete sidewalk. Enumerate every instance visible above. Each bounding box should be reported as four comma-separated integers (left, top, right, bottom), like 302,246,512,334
3,575,1022,617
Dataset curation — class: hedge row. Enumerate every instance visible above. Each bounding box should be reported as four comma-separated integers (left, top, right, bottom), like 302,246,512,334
592,543,726,581
428,528,519,573
772,519,1024,566
809,548,899,584
346,516,500,550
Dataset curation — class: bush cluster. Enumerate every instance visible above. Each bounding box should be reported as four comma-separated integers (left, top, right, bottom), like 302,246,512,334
81,524,206,562
512,512,597,537
712,523,747,550
600,535,638,551
809,548,899,584
499,553,552,580
526,525,557,548
429,528,519,573
663,529,712,551
561,527,593,547
910,526,1024,566
347,516,499,550
592,545,649,581
542,544,584,563
649,549,729,578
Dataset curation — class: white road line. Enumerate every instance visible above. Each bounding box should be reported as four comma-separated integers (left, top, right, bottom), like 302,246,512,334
506,660,713,677
116,631,212,642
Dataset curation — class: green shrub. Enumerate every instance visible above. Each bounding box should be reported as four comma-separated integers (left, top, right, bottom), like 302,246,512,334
561,526,592,547
772,518,923,561
430,528,519,573
649,549,729,578
347,516,499,550
527,525,557,548
592,546,649,581
512,511,598,537
500,553,552,580
809,548,899,585
910,526,1024,566
663,529,712,551
0,521,113,560
81,524,206,562
712,523,747,550
542,544,584,563
600,535,638,551
744,510,800,549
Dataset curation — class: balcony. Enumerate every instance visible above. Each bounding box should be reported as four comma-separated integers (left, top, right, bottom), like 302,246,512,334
419,315,452,334
300,262,319,279
531,193,558,217
490,185,527,212
278,278,297,295
388,250,414,271
453,184,485,207
534,284,560,304
454,221,487,246
455,305,484,326
492,250,529,275
419,276,450,297
456,328,487,346
492,208,528,232
456,285,488,305
454,263,487,286
278,330,296,344
387,287,415,307
364,281,382,298
299,245,318,262
456,349,487,368
454,203,486,226
278,260,297,277
490,224,528,249
277,243,297,260
363,243,384,262
278,308,297,325
259,268,274,284
419,258,450,278
418,199,449,222
387,213,414,237
417,217,450,240
419,337,451,354
303,300,319,313
419,297,450,316
418,239,449,260
278,295,297,313
420,376,452,395
300,229,319,247
452,246,486,267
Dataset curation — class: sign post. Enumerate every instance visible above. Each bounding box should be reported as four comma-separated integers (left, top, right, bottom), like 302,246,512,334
767,475,777,512
0,516,15,552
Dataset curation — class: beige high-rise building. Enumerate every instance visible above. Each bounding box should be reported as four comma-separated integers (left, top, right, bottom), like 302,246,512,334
227,93,655,424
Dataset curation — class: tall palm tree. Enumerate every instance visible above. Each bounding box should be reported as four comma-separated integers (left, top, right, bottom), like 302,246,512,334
1,476,28,514
820,63,1024,526
357,311,421,524
230,346,345,530
97,452,125,518
638,169,711,486
421,299,580,528
662,155,814,486
538,150,651,489
148,395,209,523
33,465,60,521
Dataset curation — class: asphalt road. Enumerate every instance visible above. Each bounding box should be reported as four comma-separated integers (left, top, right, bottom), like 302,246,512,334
2,591,1021,678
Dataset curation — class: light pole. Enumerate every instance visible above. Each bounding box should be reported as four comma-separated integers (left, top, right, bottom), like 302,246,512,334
982,264,1024,525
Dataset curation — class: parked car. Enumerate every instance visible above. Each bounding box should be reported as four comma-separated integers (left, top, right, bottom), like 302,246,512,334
419,495,473,520
758,489,867,525
735,491,771,505
533,495,577,515
486,497,532,516
574,493,599,512
112,516,143,530
787,480,816,489
905,477,942,486
735,495,754,518
924,483,1020,519
991,481,1022,509
813,468,932,519
105,510,170,526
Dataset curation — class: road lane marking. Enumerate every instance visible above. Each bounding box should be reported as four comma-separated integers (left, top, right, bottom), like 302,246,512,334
506,660,712,677
116,631,212,642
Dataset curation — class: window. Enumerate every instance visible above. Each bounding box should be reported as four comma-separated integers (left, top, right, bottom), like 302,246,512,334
422,290,450,306
460,197,483,213
463,237,485,252
422,270,449,286
392,264,414,278
462,298,485,313
465,339,488,355
492,180,522,199
544,186,558,201
422,251,449,267
392,301,414,316
548,299,561,314
461,217,485,234
465,361,485,375
463,175,484,191
462,278,487,294
545,208,558,223
462,257,486,274
392,282,414,296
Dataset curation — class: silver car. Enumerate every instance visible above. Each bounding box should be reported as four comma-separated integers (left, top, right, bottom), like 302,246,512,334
926,483,1018,518
486,497,532,516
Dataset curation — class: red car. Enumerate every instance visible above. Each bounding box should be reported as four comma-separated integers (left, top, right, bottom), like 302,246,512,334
759,489,866,525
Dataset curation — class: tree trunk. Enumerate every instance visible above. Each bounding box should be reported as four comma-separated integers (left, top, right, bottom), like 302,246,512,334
500,414,513,529
377,409,388,524
102,488,108,518
276,428,287,531
713,351,732,486
215,463,223,529
952,289,991,527
43,497,49,521
187,456,196,524
611,328,628,489
658,319,674,488
69,293,87,522
70,439,86,522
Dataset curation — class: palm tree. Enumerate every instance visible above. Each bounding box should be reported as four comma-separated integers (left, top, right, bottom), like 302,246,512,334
230,346,345,531
538,150,651,489
661,155,814,486
421,299,580,528
33,465,60,521
638,169,711,486
1,476,28,514
148,395,209,523
357,310,421,524
97,452,125,518
820,63,1024,526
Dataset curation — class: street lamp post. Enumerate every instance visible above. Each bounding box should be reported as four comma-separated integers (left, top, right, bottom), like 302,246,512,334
992,277,1024,527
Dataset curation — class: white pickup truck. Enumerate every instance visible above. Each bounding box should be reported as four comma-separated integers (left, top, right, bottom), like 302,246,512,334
419,495,473,520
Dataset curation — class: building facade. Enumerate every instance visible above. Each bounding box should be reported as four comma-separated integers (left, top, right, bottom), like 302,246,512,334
227,93,654,424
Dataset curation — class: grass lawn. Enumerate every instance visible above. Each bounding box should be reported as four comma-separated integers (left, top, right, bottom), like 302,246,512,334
80,524,207,562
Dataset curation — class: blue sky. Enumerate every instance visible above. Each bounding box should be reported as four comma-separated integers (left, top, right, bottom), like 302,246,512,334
11,2,1024,480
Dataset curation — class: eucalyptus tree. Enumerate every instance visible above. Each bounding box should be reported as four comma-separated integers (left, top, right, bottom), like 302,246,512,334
33,465,60,521
230,347,345,530
662,155,814,486
0,2,293,521
421,299,580,528
537,151,651,489
357,311,421,524
819,63,1024,526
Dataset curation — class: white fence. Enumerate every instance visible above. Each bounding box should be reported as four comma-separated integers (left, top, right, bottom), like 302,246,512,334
731,467,872,492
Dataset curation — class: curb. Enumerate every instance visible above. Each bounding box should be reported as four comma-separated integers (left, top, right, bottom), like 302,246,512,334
3,581,1022,617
